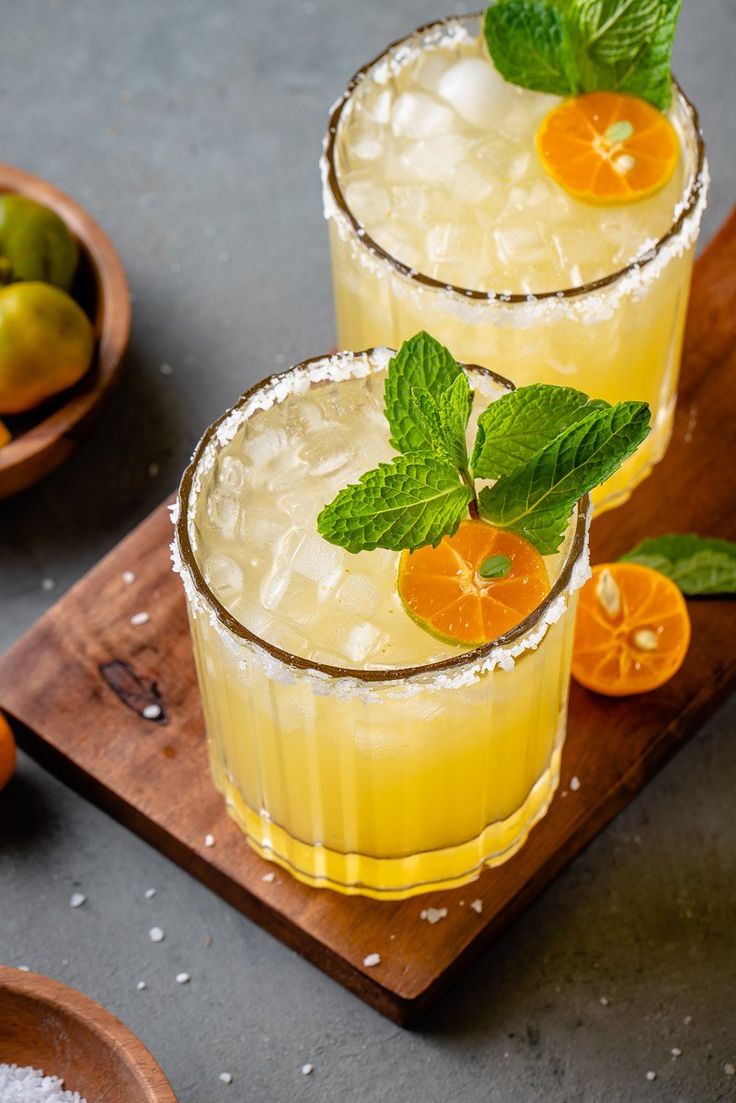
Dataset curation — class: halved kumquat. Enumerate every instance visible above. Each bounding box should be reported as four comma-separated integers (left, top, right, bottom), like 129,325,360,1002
536,92,680,206
572,562,690,696
398,519,549,648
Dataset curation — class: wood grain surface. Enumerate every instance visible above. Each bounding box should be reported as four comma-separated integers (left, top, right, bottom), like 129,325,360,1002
0,209,734,1025
0,163,130,498
0,965,177,1102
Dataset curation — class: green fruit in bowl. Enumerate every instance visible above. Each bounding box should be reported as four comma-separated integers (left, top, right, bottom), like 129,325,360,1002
0,282,95,414
0,194,79,290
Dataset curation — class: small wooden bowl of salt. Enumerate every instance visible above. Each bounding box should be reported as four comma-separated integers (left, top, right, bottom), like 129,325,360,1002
0,965,176,1103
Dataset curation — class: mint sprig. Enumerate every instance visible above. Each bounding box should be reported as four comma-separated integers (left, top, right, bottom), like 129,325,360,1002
317,333,650,556
483,0,682,110
620,534,736,595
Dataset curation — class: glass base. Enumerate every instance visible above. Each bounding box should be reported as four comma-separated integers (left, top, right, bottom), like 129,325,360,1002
219,745,563,900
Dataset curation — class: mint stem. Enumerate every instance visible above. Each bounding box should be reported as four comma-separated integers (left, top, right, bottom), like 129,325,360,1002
461,469,480,519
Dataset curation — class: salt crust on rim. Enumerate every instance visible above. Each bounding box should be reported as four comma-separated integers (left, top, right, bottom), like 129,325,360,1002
171,349,591,702
320,16,709,327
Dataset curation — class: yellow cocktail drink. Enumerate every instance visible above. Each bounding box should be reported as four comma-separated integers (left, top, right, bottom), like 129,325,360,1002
174,350,590,898
322,15,707,511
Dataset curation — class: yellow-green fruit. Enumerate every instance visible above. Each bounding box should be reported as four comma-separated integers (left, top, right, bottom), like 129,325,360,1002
0,194,79,290
0,282,95,414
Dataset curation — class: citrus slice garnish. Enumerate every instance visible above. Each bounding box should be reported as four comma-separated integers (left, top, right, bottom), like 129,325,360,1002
572,562,690,696
398,519,549,648
535,91,679,206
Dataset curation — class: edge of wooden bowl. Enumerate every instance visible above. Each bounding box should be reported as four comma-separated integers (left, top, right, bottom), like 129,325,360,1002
0,965,177,1103
0,163,131,498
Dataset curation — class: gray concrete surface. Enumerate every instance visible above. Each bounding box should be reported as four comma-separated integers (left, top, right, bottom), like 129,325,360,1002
0,1,734,1099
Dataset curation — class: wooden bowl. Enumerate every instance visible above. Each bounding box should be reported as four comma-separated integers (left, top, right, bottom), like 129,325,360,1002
0,965,176,1103
0,163,131,498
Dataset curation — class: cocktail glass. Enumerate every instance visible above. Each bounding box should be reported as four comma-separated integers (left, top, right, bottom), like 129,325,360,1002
173,348,591,899
321,13,708,512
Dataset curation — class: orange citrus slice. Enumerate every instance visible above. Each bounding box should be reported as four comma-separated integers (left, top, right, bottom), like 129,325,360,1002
572,562,690,696
398,519,549,648
536,91,679,206
0,713,16,791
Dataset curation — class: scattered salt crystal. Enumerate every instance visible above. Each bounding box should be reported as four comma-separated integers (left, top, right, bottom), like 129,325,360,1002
262,871,276,883
363,952,381,967
122,570,136,584
683,1015,692,1025
144,887,156,899
142,704,161,720
176,972,190,984
149,926,164,943
159,362,173,376
41,577,56,592
600,996,609,1006
204,834,215,847
569,776,581,791
70,892,86,908
645,1071,657,1082
148,462,160,478
17,965,29,972
137,980,146,991
301,1064,314,1076
725,1063,735,1076
470,899,483,915
670,1047,681,1057
131,611,150,626
219,1072,233,1084
0,1063,91,1101
420,907,448,924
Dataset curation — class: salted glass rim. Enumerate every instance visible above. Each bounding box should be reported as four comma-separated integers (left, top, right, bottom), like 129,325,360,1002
322,11,707,305
175,349,590,684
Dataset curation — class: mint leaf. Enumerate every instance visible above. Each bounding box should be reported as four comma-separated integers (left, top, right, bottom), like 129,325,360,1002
612,0,681,110
571,0,662,66
438,372,473,468
317,453,473,553
621,534,736,595
479,554,512,579
478,401,650,554
384,332,462,454
483,1,579,98
471,384,609,480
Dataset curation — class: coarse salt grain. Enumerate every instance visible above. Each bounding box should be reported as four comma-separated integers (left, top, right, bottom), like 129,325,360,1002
149,926,165,943
0,1063,90,1102
262,871,276,883
137,981,147,991
646,1071,657,1082
176,972,190,984
204,834,215,847
670,1047,681,1057
470,899,483,915
301,1063,314,1076
363,952,381,967
159,362,173,375
569,776,581,791
122,571,136,584
725,1063,735,1076
219,1072,233,1084
17,966,30,972
145,887,156,899
600,996,609,1006
420,907,448,924
131,612,150,626
69,892,86,908
142,704,161,720
41,578,56,592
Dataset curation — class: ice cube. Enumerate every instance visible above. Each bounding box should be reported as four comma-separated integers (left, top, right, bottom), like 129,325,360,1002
207,487,239,540
405,132,477,182
508,152,530,183
290,531,344,588
437,58,512,129
449,160,495,203
493,225,545,265
413,51,453,93
204,554,243,601
300,430,355,478
260,569,291,611
219,455,247,492
353,138,383,161
335,572,380,617
240,505,281,547
426,222,486,263
391,92,455,140
244,427,288,467
367,88,392,124
342,621,385,664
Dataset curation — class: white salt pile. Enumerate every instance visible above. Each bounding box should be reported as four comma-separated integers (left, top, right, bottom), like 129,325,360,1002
0,1063,90,1102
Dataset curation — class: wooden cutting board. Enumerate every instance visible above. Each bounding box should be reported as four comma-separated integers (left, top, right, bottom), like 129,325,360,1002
1,209,735,1027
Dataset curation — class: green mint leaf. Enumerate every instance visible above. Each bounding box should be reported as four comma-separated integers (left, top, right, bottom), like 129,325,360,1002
620,534,736,595
477,401,650,554
317,453,473,554
411,386,452,463
384,332,462,454
483,1,579,98
612,0,681,110
570,0,662,66
438,372,473,469
478,554,512,579
471,383,609,480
